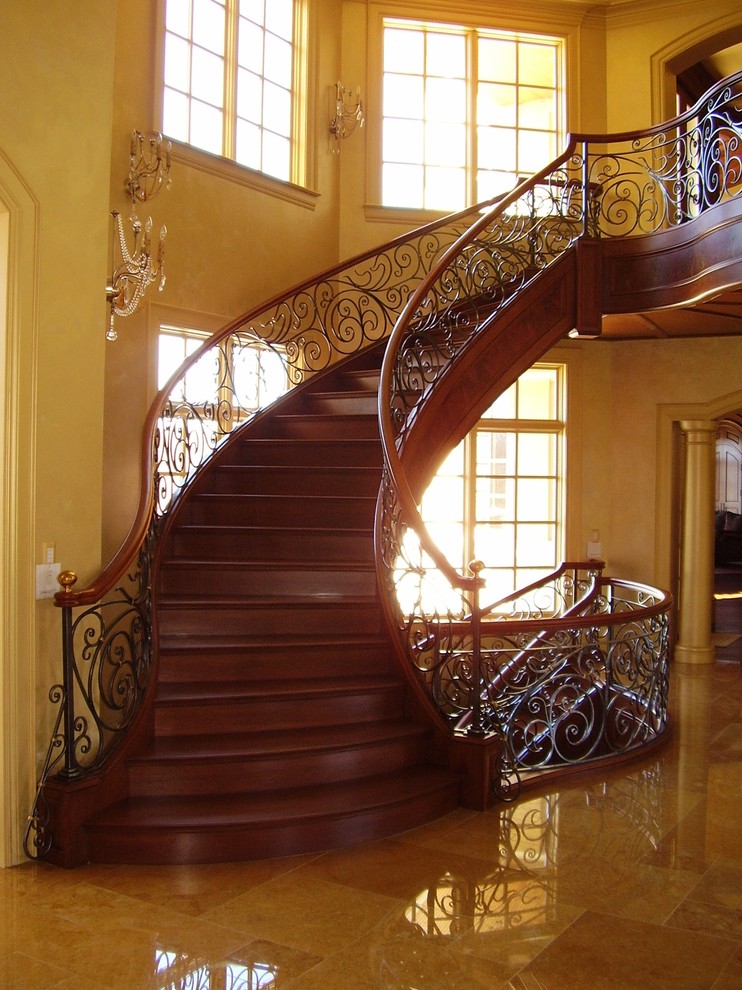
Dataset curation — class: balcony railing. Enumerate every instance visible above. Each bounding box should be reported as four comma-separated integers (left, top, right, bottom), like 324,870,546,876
376,71,742,795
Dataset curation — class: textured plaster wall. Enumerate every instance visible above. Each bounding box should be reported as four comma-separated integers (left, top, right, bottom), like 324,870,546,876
0,0,116,861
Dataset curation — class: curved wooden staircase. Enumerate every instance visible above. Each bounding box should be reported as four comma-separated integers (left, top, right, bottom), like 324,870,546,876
32,71,742,868
83,345,460,864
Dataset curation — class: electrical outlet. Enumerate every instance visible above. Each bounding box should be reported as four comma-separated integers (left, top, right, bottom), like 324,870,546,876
35,562,61,600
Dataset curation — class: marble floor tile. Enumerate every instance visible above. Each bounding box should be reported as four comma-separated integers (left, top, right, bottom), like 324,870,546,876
203,871,405,957
1,652,741,989
511,909,738,990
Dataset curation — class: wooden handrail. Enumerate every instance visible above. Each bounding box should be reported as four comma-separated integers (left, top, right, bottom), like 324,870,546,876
53,194,513,609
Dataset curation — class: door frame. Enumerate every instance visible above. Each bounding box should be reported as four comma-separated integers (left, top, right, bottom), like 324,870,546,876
0,150,39,867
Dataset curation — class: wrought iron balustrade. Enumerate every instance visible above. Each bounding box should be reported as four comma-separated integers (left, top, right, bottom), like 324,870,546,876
26,71,742,856
376,72,742,799
24,196,508,857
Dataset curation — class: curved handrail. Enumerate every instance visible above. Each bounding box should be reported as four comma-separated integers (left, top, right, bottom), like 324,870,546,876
375,72,739,773
376,147,571,593
39,187,524,793
55,194,515,611
378,69,742,609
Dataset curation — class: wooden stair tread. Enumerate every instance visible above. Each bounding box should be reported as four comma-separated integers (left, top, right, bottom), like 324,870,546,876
155,675,402,703
210,463,380,474
188,491,375,500
88,767,459,829
158,558,374,571
169,523,373,535
158,633,391,651
129,720,426,762
156,593,379,607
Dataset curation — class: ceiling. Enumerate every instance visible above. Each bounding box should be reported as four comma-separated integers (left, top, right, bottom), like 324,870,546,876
705,43,742,81
601,287,742,340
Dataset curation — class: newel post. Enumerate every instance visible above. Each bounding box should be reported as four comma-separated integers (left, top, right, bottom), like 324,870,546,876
57,569,83,778
467,560,487,737
675,420,716,665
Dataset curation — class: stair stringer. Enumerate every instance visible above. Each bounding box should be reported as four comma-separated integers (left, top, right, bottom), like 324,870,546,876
374,248,588,808
398,248,580,497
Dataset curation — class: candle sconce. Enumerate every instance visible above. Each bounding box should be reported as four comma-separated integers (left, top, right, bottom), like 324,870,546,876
329,81,365,152
106,130,172,341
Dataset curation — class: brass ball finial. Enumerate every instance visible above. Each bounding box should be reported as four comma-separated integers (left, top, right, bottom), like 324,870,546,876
468,560,486,576
57,570,78,594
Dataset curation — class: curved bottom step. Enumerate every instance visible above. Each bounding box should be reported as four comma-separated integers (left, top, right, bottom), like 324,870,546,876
84,766,461,865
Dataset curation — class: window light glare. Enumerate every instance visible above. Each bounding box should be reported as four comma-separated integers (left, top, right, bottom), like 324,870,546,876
164,33,190,92
264,0,293,41
161,0,299,183
193,0,225,56
384,28,424,73
190,100,223,154
239,19,264,73
381,19,562,211
426,33,466,77
191,48,225,106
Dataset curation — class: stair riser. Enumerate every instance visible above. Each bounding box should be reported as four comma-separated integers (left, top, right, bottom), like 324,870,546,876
158,565,377,598
85,783,460,865
153,690,404,736
181,496,375,528
336,371,382,392
301,394,378,415
157,604,384,637
253,415,378,441
167,528,374,562
128,737,426,797
157,644,395,682
218,439,382,468
190,467,380,497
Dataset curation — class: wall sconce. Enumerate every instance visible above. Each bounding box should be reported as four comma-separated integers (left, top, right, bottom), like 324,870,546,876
126,130,172,203
106,130,172,341
329,81,364,152
105,211,166,341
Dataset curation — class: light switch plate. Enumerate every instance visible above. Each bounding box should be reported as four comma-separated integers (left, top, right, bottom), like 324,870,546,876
36,562,61,600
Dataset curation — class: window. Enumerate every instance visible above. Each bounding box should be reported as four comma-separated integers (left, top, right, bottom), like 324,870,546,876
161,0,302,182
158,324,287,411
156,325,288,500
421,364,565,602
381,19,563,211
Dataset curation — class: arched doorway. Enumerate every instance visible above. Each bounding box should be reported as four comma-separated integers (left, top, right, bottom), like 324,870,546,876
651,14,742,122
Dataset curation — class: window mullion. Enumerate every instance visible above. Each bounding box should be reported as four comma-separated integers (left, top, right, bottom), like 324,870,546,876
467,29,477,207
223,0,238,160
464,431,477,570
291,0,308,187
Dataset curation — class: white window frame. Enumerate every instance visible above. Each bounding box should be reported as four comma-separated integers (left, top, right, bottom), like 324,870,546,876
421,362,567,602
366,4,569,218
156,0,314,197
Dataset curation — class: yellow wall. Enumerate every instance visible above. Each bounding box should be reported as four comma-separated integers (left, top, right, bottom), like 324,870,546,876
556,336,742,588
604,0,742,129
0,0,116,862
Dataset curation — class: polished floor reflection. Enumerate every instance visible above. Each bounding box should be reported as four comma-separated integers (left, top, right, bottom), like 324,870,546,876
2,642,742,987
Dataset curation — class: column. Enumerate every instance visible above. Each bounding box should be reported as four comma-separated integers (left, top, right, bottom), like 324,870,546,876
674,419,717,665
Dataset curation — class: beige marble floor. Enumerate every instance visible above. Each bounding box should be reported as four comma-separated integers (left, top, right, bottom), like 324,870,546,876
2,656,741,989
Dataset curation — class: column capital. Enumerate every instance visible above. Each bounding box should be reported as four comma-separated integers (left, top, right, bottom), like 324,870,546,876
679,419,718,439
